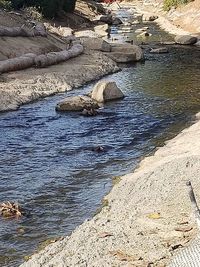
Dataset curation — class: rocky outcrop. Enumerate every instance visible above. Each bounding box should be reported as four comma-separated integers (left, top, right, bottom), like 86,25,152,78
56,95,100,111
81,37,111,52
175,35,198,45
105,43,144,63
91,81,124,103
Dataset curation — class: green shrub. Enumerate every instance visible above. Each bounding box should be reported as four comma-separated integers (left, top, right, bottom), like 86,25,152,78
9,0,77,18
163,0,193,11
0,0,12,9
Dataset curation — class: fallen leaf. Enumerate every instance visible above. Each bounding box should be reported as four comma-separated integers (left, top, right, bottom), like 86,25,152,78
110,250,137,262
98,232,113,238
174,226,193,232
147,213,161,219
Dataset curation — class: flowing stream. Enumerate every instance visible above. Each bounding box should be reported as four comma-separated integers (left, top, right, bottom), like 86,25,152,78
1,7,200,267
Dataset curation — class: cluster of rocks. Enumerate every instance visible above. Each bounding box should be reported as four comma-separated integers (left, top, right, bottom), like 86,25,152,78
56,81,124,114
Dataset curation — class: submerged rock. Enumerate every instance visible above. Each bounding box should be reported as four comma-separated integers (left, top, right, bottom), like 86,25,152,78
106,43,144,63
138,31,152,37
56,95,99,112
175,35,197,45
150,47,169,54
91,81,124,103
81,108,98,116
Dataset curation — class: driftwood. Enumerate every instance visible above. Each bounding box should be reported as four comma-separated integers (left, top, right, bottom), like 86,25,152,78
0,201,23,218
0,23,47,37
0,53,36,73
0,44,83,73
34,44,84,68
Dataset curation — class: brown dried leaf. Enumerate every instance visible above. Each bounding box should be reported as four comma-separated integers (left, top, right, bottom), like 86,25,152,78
174,226,193,232
98,232,113,238
147,213,161,219
109,250,137,262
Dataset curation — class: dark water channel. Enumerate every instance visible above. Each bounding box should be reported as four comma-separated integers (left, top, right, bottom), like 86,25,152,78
1,8,200,267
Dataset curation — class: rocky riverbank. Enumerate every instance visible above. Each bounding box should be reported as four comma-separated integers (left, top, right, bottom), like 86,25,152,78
20,111,200,267
130,0,200,36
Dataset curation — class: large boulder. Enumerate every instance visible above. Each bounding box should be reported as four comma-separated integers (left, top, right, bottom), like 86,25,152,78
91,81,124,103
175,35,197,45
81,37,111,52
56,95,99,112
105,43,144,63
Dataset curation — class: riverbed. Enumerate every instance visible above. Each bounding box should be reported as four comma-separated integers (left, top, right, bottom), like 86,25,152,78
1,9,200,267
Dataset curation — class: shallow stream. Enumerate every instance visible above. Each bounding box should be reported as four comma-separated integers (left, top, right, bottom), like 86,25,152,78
1,7,200,267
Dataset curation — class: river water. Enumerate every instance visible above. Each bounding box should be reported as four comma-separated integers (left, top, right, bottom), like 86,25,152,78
1,8,200,267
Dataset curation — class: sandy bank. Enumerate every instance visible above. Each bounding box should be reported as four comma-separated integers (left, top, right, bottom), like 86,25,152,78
19,107,200,267
0,49,119,112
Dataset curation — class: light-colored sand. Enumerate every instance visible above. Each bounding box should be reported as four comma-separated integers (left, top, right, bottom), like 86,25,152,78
20,111,200,267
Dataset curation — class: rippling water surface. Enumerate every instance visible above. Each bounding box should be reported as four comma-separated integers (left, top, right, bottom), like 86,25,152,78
1,10,200,267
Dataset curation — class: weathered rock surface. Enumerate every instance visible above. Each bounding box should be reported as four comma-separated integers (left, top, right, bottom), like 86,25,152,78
150,47,169,54
106,43,144,63
81,37,111,52
175,35,197,45
100,14,113,25
112,17,123,25
75,30,100,38
91,81,124,103
194,40,200,47
56,95,99,111
94,24,109,37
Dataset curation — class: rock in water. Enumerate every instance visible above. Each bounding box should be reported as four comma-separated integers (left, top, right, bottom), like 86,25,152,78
142,13,158,21
150,47,169,54
105,43,144,63
175,35,197,45
91,81,124,103
56,95,99,111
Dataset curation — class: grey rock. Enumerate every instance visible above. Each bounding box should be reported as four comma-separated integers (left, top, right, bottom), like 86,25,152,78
150,47,169,54
81,37,111,52
94,24,109,37
91,81,124,103
112,17,123,25
110,43,144,61
100,15,113,25
56,95,99,111
175,35,198,45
